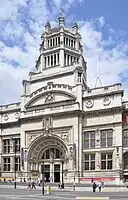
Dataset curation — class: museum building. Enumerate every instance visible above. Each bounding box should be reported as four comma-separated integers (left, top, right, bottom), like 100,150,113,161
0,11,128,184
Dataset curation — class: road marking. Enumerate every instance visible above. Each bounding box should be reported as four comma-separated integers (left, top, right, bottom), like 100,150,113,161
75,197,109,200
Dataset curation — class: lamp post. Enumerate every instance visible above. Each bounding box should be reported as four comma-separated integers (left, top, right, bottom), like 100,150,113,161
42,161,45,195
61,156,65,189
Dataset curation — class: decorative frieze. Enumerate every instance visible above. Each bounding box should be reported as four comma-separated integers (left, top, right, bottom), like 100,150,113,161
103,96,111,106
45,93,55,103
85,100,94,108
3,114,9,121
15,112,20,119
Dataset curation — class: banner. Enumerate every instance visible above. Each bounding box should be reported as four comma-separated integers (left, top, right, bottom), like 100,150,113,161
20,147,24,168
80,177,115,182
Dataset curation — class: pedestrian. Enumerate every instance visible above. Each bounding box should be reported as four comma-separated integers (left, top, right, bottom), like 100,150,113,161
27,181,31,189
98,181,102,192
92,182,97,192
32,180,36,189
91,177,94,184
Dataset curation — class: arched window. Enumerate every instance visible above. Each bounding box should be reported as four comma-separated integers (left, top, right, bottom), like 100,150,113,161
42,148,62,160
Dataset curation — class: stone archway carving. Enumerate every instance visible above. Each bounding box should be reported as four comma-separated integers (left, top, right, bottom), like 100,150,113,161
27,134,68,164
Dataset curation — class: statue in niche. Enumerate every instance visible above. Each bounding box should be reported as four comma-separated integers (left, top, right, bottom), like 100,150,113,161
68,146,74,160
95,128,100,147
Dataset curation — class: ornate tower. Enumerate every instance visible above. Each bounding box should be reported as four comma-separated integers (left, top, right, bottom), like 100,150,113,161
35,10,87,89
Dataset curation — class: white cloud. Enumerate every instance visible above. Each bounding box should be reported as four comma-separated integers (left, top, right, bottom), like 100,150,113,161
0,0,128,104
99,16,105,27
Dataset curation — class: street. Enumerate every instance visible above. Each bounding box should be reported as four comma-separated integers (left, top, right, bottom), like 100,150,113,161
0,187,128,200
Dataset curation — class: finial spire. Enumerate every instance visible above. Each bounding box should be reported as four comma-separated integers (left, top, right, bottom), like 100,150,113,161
60,8,64,17
58,8,64,27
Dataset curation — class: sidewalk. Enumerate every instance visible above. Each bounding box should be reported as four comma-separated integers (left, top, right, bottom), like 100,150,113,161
0,184,128,192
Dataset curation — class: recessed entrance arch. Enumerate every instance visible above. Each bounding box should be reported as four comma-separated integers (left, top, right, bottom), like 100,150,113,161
27,134,68,182
123,152,128,181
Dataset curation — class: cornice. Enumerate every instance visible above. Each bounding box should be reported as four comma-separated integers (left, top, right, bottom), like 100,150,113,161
30,70,74,84
0,120,21,129
83,90,124,99
83,121,122,129
83,106,123,117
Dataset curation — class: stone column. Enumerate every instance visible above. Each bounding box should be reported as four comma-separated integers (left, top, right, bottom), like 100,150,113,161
50,162,54,182
56,54,58,65
65,54,68,66
49,55,51,67
95,152,100,170
46,56,48,68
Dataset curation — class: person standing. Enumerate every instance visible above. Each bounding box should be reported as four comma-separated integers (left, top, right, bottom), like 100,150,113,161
92,182,97,192
98,181,102,192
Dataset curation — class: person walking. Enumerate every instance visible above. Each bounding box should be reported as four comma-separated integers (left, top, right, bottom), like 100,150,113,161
32,180,36,189
27,181,31,189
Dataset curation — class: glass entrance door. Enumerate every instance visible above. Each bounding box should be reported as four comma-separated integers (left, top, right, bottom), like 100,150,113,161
54,164,60,183
41,165,50,182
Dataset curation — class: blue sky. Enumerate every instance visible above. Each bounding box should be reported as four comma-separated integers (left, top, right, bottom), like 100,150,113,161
0,0,128,104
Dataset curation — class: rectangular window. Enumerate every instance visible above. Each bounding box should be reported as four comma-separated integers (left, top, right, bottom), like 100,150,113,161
3,139,10,153
3,157,10,171
51,55,53,66
101,153,113,170
64,37,66,45
54,54,56,66
58,37,60,45
84,154,95,170
101,129,113,147
71,40,73,47
66,38,68,45
78,72,82,82
13,138,20,153
123,130,128,147
15,157,20,171
83,131,95,149
57,53,59,64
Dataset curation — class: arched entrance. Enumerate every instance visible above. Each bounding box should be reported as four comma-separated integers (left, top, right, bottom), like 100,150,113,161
41,147,63,182
27,134,68,182
123,152,128,181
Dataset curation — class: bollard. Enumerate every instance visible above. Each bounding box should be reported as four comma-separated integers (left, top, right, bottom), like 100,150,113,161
46,185,51,194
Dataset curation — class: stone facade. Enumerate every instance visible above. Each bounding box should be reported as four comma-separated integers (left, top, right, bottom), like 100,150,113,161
0,11,128,184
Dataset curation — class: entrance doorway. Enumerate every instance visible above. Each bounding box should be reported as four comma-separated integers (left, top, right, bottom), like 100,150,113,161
41,165,50,182
54,164,60,183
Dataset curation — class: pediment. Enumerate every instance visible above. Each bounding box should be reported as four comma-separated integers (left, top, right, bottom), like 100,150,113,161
26,90,76,108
